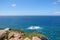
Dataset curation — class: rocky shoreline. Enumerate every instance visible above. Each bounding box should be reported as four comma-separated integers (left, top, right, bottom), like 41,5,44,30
0,28,48,40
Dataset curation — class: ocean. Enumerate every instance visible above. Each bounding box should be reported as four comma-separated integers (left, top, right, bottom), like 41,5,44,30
0,16,60,40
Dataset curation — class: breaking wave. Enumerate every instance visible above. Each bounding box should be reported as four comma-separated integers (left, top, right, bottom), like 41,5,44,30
27,26,43,30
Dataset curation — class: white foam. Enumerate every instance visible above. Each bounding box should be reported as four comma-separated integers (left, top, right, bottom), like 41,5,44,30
27,26,43,30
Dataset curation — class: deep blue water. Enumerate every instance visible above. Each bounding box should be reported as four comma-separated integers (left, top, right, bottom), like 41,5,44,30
0,16,60,40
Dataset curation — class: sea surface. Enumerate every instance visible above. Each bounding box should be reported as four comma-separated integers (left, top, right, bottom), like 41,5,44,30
0,16,60,40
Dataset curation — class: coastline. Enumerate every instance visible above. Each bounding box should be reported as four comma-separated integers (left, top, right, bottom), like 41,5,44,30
0,28,48,40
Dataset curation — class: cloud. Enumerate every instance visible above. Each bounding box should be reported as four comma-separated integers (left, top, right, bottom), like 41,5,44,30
11,3,16,7
57,0,60,2
51,11,60,15
53,0,60,4
54,11,60,14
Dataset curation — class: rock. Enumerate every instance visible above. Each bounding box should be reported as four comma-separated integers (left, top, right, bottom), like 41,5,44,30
32,36,41,40
4,39,7,40
8,32,14,39
24,37,31,40
0,28,48,40
38,36,48,40
0,28,10,39
0,30,6,39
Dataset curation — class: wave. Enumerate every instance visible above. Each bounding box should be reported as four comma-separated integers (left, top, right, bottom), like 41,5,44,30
27,26,43,30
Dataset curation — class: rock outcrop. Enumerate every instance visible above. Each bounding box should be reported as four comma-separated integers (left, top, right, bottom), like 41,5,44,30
0,28,48,40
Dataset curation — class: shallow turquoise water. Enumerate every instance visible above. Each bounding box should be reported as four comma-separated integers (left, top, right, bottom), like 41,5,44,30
0,16,60,40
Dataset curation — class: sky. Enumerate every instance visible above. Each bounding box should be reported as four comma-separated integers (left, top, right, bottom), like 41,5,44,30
0,0,60,16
